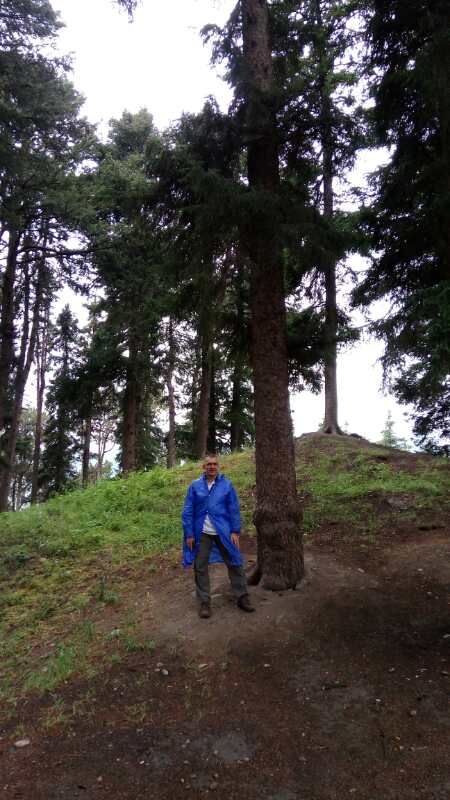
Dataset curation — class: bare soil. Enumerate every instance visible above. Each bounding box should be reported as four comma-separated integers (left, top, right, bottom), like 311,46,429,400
1,523,450,800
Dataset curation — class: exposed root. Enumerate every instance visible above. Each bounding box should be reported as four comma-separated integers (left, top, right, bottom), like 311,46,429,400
261,573,298,592
322,424,343,435
246,563,262,586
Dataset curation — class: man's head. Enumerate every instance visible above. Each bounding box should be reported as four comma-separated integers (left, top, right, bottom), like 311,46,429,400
203,454,219,481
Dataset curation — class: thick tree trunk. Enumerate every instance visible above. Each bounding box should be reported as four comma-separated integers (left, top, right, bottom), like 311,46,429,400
166,318,177,468
242,0,303,590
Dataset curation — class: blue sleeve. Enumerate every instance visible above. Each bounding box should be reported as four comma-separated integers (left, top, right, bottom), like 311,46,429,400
182,483,195,539
227,482,241,533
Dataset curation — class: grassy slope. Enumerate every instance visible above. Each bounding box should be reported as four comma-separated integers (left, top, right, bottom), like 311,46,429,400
1,434,449,722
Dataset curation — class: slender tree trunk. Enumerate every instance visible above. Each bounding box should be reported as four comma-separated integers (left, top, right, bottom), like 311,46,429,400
0,258,30,510
31,357,45,504
242,0,303,590
194,310,213,460
0,245,48,510
315,0,342,435
31,304,50,504
122,338,139,473
230,256,246,451
11,475,17,511
193,262,229,459
207,349,217,454
230,360,244,451
54,410,66,495
0,229,20,434
322,157,341,434
15,474,23,511
82,399,92,487
166,318,177,468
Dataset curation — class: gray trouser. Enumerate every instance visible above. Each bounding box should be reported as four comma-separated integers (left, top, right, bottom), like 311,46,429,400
194,533,248,604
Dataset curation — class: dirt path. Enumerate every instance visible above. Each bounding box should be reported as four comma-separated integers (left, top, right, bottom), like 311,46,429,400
2,533,450,800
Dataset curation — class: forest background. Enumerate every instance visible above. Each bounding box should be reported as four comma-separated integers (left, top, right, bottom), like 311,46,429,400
0,0,449,519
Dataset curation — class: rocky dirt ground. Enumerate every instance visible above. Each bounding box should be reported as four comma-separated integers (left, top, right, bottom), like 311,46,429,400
1,524,450,800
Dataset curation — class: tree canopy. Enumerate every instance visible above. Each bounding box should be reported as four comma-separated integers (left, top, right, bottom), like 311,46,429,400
1,0,448,526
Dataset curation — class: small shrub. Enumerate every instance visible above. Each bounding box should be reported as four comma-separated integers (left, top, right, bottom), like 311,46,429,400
0,592,25,608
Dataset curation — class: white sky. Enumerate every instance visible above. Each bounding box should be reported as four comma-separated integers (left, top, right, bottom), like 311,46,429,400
49,0,415,446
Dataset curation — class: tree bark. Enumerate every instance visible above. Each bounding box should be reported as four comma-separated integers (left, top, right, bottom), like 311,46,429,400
166,318,177,468
0,229,20,435
230,359,244,452
316,0,342,436
31,303,50,504
0,257,31,510
0,242,49,510
193,309,213,460
322,152,341,434
230,255,246,451
207,349,217,454
11,474,17,511
122,337,139,473
81,401,92,487
241,0,303,590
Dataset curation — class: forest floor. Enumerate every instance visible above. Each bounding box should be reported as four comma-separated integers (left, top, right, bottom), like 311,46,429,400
1,436,450,799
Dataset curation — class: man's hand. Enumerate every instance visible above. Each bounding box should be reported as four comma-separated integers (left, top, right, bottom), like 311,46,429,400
186,537,194,550
231,533,240,549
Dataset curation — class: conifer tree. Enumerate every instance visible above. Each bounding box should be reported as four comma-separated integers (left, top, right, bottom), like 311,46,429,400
0,0,92,508
239,0,304,589
272,0,364,433
354,0,450,453
41,306,81,497
83,109,166,473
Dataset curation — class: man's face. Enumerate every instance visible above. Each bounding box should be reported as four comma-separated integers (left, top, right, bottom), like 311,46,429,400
204,457,219,480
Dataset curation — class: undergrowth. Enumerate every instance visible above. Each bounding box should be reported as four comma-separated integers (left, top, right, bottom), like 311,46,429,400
0,437,449,719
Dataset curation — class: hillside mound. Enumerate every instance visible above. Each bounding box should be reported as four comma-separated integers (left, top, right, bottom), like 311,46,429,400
1,435,449,799
295,432,450,543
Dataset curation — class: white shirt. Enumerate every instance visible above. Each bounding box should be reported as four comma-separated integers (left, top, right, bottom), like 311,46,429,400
203,479,218,536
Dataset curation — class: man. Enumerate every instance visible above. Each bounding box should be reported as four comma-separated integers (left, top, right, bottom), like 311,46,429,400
182,454,255,618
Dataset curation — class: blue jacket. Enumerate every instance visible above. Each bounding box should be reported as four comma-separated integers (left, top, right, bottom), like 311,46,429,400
182,473,242,568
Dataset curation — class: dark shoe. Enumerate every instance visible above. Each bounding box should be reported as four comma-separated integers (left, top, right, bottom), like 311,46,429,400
237,594,255,613
199,602,211,619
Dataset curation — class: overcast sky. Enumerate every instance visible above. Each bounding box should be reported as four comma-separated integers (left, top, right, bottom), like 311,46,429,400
50,0,414,446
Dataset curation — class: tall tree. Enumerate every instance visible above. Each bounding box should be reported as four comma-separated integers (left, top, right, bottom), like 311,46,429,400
0,242,51,508
240,0,303,589
0,0,92,508
84,109,166,474
165,318,177,468
31,298,52,503
354,0,450,453
41,306,81,498
272,0,364,433
10,407,36,510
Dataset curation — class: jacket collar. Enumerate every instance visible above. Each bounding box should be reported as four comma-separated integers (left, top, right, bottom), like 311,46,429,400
201,472,223,484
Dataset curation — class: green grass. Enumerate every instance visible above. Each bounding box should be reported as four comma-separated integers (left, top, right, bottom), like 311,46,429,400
0,438,449,718
297,437,450,534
